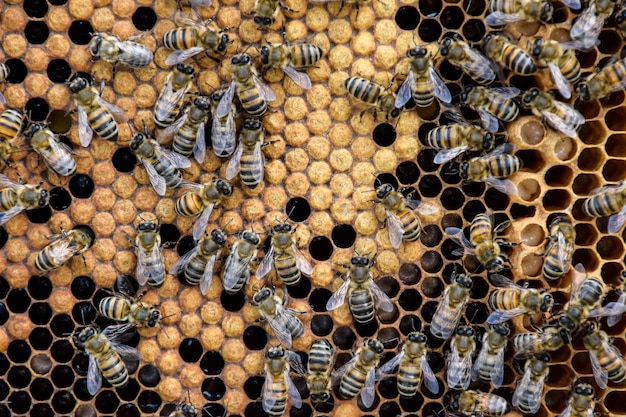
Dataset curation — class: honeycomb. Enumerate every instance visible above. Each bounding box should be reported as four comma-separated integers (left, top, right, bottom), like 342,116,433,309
0,0,625,415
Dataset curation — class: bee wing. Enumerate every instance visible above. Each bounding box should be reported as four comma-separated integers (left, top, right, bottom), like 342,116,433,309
87,354,102,395
541,103,583,139
192,121,206,164
570,4,602,47
490,273,519,288
265,311,294,348
555,229,569,272
212,112,236,157
376,351,404,378
481,142,514,159
116,275,137,297
561,0,580,9
142,159,167,196
77,105,94,147
589,347,609,389
256,243,275,279
225,141,243,180
136,245,150,285
165,47,205,66
395,69,415,109
286,350,306,375
369,277,394,312
490,87,521,99
111,343,142,362
223,253,252,293
199,254,218,295
161,147,192,169
515,366,542,413
169,246,199,275
434,146,469,164
251,140,265,183
448,347,472,389
558,405,573,417
472,342,487,381
325,279,350,311
45,237,75,265
0,205,26,226
570,263,586,301
0,174,22,188
421,354,439,393
261,368,277,413
608,205,626,234
445,227,475,255
293,243,313,275
330,355,358,386
281,65,312,90
606,295,626,327
485,177,519,196
487,307,527,324
548,63,572,99
478,110,500,133
484,11,524,26
156,113,187,144
0,92,5,106
216,81,236,119
254,77,277,102
97,96,128,123
286,370,303,408
192,202,215,241
491,346,506,388
460,46,496,83
429,66,452,104
386,210,405,249
360,366,377,408
406,198,439,215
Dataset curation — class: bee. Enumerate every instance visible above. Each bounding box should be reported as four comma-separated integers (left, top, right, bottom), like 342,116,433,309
529,38,581,99
558,264,607,331
582,181,626,234
217,53,276,119
511,323,570,358
325,254,394,325
430,271,472,340
35,226,94,271
570,0,616,51
445,209,513,274
175,176,233,241
449,390,510,417
72,324,141,395
225,118,265,188
513,352,551,414
331,338,384,408
256,221,313,287
262,345,305,417
130,129,191,196
307,339,335,405
252,287,305,348
482,33,537,75
222,228,260,294
0,108,25,166
345,76,402,120
373,183,439,249
68,77,128,147
542,216,575,282
169,228,227,295
158,97,210,164
521,88,584,138
460,85,520,132
98,275,162,330
162,16,229,66
25,123,77,177
440,37,496,85
559,383,595,417
0,63,9,105
209,88,237,158
487,274,554,324
580,321,626,388
260,42,323,90
128,217,166,287
154,63,195,129
395,46,452,108
426,113,496,164
254,0,290,26
459,143,521,195
168,402,198,417
578,56,626,102
472,323,509,387
485,0,553,26
0,173,49,226
88,32,153,68
376,331,439,396
446,325,476,390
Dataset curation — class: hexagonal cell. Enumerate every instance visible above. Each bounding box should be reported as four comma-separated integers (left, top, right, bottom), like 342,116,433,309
606,133,626,157
572,173,601,196
518,179,541,202
576,48,598,69
603,159,626,182
577,98,601,119
544,389,568,413
553,136,578,162
605,106,626,131
520,224,545,246
545,166,574,187
519,120,545,145
603,90,626,108
395,6,420,30
521,253,543,277
578,120,608,145
542,189,571,211
516,150,544,173
596,236,624,260
572,248,600,271
574,223,598,246
577,147,605,172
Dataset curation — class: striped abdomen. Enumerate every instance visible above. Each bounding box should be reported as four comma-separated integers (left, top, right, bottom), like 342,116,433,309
163,27,198,50
348,287,375,324
274,252,300,286
87,106,118,141
98,349,129,388
98,297,131,322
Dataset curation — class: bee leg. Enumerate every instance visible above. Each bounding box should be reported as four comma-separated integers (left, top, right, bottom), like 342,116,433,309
126,233,136,247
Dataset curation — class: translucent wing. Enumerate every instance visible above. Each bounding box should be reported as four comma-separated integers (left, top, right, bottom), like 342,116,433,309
485,177,519,195
589,348,608,389
558,404,572,417
199,254,217,295
282,65,312,90
0,205,26,226
165,47,205,66
142,160,166,196
395,69,415,108
254,77,277,102
430,66,452,103
434,146,469,164
485,11,524,26
265,310,294,348
0,174,22,188
225,141,243,180
216,81,236,119
286,369,303,408
169,246,198,275
293,244,313,275
421,354,440,393
561,0,580,9
326,279,350,311
192,121,206,164
138,245,164,286
256,243,275,279
433,292,465,340
490,273,520,288
331,355,358,386
360,367,376,408
490,87,521,99
157,113,187,144
97,96,128,123
515,366,542,413
44,237,75,266
111,343,142,362
161,147,192,169
222,250,253,293
491,345,505,388
212,111,236,157
555,229,568,272
87,354,102,395
606,294,626,327
116,275,137,297
376,351,403,378
386,210,405,249
445,227,475,255
543,101,584,138
251,140,265,183
261,368,277,413
77,105,93,147
570,263,586,301
0,93,5,106
472,341,488,382
447,345,472,389
548,62,572,99
369,278,394,312
570,5,602,49
461,46,496,83
608,205,626,234
406,198,439,215
192,202,214,241
487,307,527,324
479,110,500,133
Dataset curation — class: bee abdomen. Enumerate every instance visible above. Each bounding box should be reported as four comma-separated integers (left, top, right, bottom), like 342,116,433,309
172,127,198,157
339,369,367,399
240,153,263,188
239,88,268,118
98,350,129,388
397,365,421,396
264,380,288,416
348,288,375,324
583,191,622,217
163,28,196,50
88,108,118,141
0,108,24,141
489,289,519,310
291,45,323,67
98,297,131,321
175,194,203,217
275,254,300,286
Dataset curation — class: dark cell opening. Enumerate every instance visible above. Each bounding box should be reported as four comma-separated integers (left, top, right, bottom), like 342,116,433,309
73,379,93,401
26,204,53,224
71,276,95,300
308,288,332,312
31,377,53,400
290,402,312,417
72,301,97,325
543,189,572,211
373,123,396,146
28,275,52,300
25,21,50,44
465,301,489,324
332,326,356,350
29,303,53,325
220,290,246,311
24,0,48,17
598,30,621,55
202,377,226,400
0,228,6,250
25,97,50,121
418,175,442,197
471,275,489,299
398,288,422,311
52,390,77,414
48,110,73,134
132,7,157,31
396,161,419,185
462,18,486,42
49,187,72,211
50,314,74,337
46,59,72,83
331,224,356,248
8,391,31,414
380,401,402,417
5,59,27,83
286,197,311,222
159,224,180,246
419,0,442,15
399,314,421,335
441,187,464,210
179,338,203,363
68,20,94,45
50,341,74,363
418,19,442,43
441,6,464,28
309,236,333,261
176,235,196,256
374,173,399,191
243,376,265,399
138,365,160,387
400,393,424,411
438,59,462,81
288,275,311,298
418,122,437,145
245,402,268,417
8,365,31,388
395,5,420,30
0,354,7,375
69,174,95,199
7,288,30,313
551,3,568,23
463,0,485,15
0,276,7,299
200,351,225,375
510,203,535,219
243,326,268,350
112,147,138,172
51,365,74,388
462,181,485,197
95,391,120,414
398,263,421,285
545,165,573,187
378,276,400,299
421,251,443,273
137,390,162,414
440,161,461,184
417,149,439,172
117,404,141,417
117,379,140,402
484,188,510,211
311,314,333,336
509,75,536,92
31,403,54,417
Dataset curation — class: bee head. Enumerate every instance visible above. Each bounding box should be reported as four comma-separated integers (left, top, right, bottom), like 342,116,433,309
491,322,510,336
232,54,250,65
486,257,505,273
27,123,44,138
260,46,270,64
578,320,595,336
440,37,452,56
176,63,194,75
243,119,262,130
218,33,230,52
459,161,469,179
210,228,227,245
449,392,461,411
530,38,543,57
366,339,384,353
148,310,162,327
138,220,157,232
407,331,426,343
37,188,49,207
577,83,590,101
216,179,233,196
130,133,144,150
243,230,260,245
540,2,553,22
88,34,103,55
210,90,223,102
274,223,291,233
73,325,98,346
390,107,401,118
558,325,572,344
408,46,427,58
617,7,626,24
541,293,554,312
194,97,210,111
69,77,88,93
481,33,494,49
575,383,594,396
456,325,473,337
266,345,285,359
535,352,551,363
254,16,274,26
375,183,393,199
522,88,540,106
311,393,330,402
455,273,472,289
351,255,369,266
620,269,626,284
179,404,196,416
460,85,473,102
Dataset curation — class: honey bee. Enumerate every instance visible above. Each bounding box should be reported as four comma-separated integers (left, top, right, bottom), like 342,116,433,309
582,181,626,234
511,323,570,358
345,76,402,120
445,209,513,273
559,264,610,331
262,345,305,417
163,15,229,66
512,352,550,414
446,325,476,390
98,275,162,330
440,37,496,85
459,143,521,195
129,217,166,287
0,173,49,226
373,183,439,249
325,254,394,325
25,123,77,177
395,46,452,108
88,32,153,68
169,228,227,295
449,390,511,417
154,64,195,129
485,0,554,26
578,56,626,101
175,177,233,241
168,402,198,417
521,88,584,138
0,63,9,105
158,97,210,164
558,383,595,417
260,42,323,90
217,53,276,119
222,228,260,294
580,321,626,388
35,226,94,271
472,322,509,387
331,338,384,408
570,0,616,51
209,88,237,158
225,118,265,188
252,287,305,348
483,33,537,75
256,221,313,287
307,339,335,405
130,129,191,196
542,216,575,282
529,38,581,99
487,274,554,324
430,271,472,340
0,108,24,142
68,77,128,147
460,85,520,132
376,331,439,396
72,324,141,395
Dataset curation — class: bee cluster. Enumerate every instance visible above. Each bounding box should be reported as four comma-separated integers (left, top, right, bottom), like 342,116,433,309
0,0,626,416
